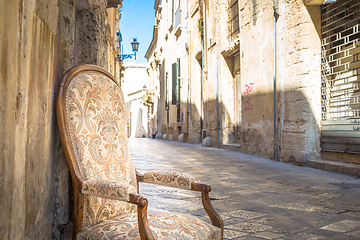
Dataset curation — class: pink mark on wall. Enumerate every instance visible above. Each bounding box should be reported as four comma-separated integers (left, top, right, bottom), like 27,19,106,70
244,97,253,111
244,83,254,95
244,83,254,111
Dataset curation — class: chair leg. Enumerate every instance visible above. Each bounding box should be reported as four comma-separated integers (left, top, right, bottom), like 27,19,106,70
72,191,84,240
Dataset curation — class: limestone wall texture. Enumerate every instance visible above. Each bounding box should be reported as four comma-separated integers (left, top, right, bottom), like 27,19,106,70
197,0,322,164
147,0,323,165
189,0,203,144
145,0,191,142
215,0,321,163
279,1,321,164
0,0,121,239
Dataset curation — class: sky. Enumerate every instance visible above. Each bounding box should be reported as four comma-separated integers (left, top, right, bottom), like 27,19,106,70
119,0,155,63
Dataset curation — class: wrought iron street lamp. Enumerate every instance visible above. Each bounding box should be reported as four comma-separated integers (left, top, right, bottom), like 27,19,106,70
117,38,139,61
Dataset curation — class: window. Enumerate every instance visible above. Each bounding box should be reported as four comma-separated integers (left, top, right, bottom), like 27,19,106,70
227,0,239,41
174,0,181,29
165,72,169,109
166,72,170,124
176,58,181,122
172,61,178,105
172,0,175,24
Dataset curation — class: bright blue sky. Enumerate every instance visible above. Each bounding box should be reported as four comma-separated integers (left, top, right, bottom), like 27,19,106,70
120,0,155,63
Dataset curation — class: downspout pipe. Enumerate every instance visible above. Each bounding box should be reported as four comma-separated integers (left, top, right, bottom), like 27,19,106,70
187,0,190,134
216,61,220,148
201,38,204,138
273,0,280,161
201,0,208,141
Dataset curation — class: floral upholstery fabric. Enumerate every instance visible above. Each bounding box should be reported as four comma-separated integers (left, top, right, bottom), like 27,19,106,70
83,195,137,231
65,72,138,230
82,179,137,202
143,170,195,190
77,211,221,240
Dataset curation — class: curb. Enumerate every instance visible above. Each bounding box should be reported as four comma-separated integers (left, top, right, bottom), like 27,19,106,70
307,159,360,178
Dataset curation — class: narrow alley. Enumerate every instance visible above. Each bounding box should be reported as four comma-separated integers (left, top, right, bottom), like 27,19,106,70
129,138,360,240
2,0,360,239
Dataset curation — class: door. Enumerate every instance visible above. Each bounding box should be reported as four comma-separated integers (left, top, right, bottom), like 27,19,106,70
234,73,241,140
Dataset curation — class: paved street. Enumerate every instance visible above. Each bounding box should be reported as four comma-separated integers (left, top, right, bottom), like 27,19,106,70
129,138,360,240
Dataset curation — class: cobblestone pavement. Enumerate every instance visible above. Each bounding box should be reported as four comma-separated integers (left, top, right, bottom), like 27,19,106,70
129,138,360,240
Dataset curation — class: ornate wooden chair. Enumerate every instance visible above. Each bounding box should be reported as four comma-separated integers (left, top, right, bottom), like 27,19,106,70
56,65,223,239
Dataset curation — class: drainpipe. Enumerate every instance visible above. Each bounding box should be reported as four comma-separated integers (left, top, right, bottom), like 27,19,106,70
273,0,279,161
201,38,204,138
187,78,190,133
187,0,190,134
216,61,220,148
201,0,208,140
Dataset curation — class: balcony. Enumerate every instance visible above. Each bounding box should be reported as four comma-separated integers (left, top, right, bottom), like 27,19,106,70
143,92,155,106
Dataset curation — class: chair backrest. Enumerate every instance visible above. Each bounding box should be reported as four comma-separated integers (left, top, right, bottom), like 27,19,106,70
57,65,138,233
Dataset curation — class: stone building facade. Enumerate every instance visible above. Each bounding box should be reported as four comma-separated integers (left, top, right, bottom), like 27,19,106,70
146,0,192,142
121,61,149,138
146,0,360,174
0,0,123,239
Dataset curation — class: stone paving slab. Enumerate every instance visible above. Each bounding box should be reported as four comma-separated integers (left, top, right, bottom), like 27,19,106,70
129,138,360,239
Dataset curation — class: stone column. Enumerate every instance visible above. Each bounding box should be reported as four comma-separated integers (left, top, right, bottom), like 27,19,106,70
74,0,109,68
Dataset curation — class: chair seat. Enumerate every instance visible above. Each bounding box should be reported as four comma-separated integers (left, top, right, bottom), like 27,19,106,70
77,210,221,240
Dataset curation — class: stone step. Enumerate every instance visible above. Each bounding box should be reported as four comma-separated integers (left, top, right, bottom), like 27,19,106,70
307,159,360,178
222,143,241,152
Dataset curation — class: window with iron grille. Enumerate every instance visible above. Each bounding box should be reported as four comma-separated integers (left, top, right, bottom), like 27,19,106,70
165,72,169,124
321,0,360,153
227,0,239,42
177,58,181,122
172,62,179,105
165,72,169,110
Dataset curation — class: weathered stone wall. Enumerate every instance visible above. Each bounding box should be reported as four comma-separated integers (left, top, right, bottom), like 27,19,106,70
236,0,276,158
145,58,160,136
147,0,321,165
213,0,322,163
0,0,120,239
0,1,66,239
189,0,203,144
147,0,190,142
197,0,321,162
279,1,321,164
74,0,108,67
203,0,222,147
206,0,238,147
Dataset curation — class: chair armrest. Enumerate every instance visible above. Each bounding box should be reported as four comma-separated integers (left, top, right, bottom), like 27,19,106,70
82,180,155,240
191,183,224,238
81,179,137,202
141,170,195,190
